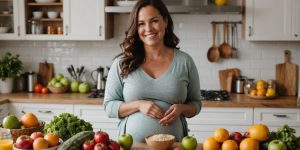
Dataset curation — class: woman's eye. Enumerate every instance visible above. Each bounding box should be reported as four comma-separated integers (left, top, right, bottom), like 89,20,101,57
138,23,144,26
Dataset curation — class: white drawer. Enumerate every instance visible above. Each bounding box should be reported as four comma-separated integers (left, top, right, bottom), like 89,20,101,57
9,103,74,123
254,108,300,126
187,107,253,125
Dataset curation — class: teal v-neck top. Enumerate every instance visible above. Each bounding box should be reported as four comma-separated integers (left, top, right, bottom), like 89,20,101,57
104,49,201,142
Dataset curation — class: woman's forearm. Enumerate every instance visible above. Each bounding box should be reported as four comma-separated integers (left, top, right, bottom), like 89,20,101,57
118,100,141,117
181,102,197,118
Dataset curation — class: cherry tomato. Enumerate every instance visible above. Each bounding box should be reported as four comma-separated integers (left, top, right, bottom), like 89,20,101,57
34,84,43,93
41,87,49,94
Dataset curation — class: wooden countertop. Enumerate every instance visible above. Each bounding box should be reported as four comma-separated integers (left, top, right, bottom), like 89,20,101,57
0,92,298,108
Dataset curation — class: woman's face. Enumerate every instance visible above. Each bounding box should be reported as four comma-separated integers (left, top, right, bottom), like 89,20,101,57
137,5,167,47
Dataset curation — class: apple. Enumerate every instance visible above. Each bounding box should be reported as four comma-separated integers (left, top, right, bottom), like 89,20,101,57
33,137,49,149
173,146,182,150
15,135,34,149
30,132,44,141
94,143,108,150
268,140,287,150
181,136,197,150
71,80,80,93
79,82,90,93
108,140,120,150
41,87,49,94
60,77,70,86
55,73,64,81
54,82,63,88
94,131,109,144
83,139,96,150
229,132,243,144
2,115,21,129
49,78,58,86
118,133,133,150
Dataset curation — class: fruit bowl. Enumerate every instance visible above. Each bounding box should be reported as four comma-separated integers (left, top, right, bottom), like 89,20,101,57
13,138,63,150
48,85,68,93
145,134,175,150
246,94,277,100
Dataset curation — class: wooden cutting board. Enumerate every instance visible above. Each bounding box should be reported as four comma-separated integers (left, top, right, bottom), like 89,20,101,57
39,61,54,86
219,68,240,92
276,50,298,96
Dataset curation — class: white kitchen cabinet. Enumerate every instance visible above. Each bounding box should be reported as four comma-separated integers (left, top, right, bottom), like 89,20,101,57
245,0,300,41
0,103,9,121
74,104,119,140
186,107,253,142
9,103,73,124
254,108,300,136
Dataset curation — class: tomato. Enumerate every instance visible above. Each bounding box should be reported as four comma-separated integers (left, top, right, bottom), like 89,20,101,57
41,87,49,94
34,84,43,93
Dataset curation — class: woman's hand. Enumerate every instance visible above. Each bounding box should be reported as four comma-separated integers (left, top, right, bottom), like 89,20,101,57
138,100,165,119
159,104,183,125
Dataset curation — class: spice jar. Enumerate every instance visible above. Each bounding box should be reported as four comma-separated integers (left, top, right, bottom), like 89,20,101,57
57,26,63,34
47,26,56,34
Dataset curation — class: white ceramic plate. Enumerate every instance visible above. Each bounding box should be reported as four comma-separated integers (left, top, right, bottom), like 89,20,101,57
116,0,137,6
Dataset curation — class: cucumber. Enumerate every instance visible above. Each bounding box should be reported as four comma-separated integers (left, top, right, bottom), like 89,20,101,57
58,131,94,150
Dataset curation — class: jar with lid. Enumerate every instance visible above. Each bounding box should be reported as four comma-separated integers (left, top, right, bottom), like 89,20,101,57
235,76,245,94
0,128,13,150
267,79,276,89
244,78,255,94
29,20,43,34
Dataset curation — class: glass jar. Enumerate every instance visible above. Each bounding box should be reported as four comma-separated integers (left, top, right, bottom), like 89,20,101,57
0,128,13,150
244,78,255,94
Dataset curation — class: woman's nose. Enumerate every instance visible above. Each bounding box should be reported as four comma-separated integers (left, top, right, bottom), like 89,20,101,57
145,23,153,31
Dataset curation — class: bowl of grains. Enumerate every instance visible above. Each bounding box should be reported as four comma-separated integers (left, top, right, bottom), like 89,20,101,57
145,134,175,150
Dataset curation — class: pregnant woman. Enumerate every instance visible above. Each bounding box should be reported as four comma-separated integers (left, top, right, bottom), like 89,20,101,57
104,0,201,142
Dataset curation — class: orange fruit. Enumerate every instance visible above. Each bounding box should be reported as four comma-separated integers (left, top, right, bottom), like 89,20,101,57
266,88,276,97
249,89,257,96
21,113,39,128
44,132,59,147
256,80,266,87
239,138,259,150
256,84,265,90
214,0,227,6
33,137,49,150
248,124,269,142
257,89,266,96
222,140,238,150
214,128,229,142
203,137,220,150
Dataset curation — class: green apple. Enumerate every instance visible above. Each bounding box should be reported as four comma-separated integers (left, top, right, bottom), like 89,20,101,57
118,133,133,150
60,77,70,86
71,80,80,93
268,140,287,150
2,115,21,129
48,78,58,86
181,136,197,150
54,82,63,88
78,82,90,93
55,73,64,81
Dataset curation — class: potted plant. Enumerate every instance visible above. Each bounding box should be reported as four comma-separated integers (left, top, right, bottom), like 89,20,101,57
0,52,22,93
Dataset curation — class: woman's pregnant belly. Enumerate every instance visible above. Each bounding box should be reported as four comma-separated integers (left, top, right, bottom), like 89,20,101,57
125,100,183,142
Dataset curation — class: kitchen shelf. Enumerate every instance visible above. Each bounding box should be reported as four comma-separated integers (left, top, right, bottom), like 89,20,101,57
0,14,13,16
31,18,62,22
105,5,242,14
27,2,63,6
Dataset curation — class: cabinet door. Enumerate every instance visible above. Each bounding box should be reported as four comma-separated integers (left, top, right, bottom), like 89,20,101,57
186,107,253,142
245,0,292,41
292,0,300,40
74,104,119,140
64,0,112,40
0,103,9,121
254,108,300,136
9,103,74,124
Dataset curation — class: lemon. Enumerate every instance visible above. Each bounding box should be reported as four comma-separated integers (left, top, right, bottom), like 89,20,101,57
266,88,276,97
214,0,227,6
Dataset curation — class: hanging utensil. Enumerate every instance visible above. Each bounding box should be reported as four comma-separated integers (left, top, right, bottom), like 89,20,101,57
219,22,232,58
207,23,220,62
231,24,238,58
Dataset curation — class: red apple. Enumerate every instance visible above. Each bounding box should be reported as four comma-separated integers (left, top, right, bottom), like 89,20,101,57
108,140,120,150
229,131,243,144
94,143,107,150
83,139,96,150
16,135,34,149
94,131,109,144
30,132,44,141
173,146,182,150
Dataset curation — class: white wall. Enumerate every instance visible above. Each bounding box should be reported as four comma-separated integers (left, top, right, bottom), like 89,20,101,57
1,14,299,90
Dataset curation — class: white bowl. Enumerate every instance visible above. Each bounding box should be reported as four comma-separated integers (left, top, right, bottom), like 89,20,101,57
35,0,56,3
13,139,63,150
116,0,137,6
0,27,9,33
32,11,43,19
47,11,59,19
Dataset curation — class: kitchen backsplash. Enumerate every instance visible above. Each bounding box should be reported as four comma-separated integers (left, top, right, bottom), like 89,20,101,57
0,14,299,90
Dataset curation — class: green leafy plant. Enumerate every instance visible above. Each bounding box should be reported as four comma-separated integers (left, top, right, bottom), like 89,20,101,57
0,52,22,80
270,124,300,150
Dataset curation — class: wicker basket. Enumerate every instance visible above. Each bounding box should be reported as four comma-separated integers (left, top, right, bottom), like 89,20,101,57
0,120,45,142
48,85,69,93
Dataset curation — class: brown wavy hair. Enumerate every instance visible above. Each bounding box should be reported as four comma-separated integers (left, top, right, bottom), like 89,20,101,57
117,0,179,78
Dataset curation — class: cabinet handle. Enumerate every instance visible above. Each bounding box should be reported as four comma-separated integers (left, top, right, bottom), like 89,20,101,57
38,110,52,113
248,26,251,37
0,108,2,113
17,26,20,36
295,34,298,37
99,25,102,36
273,114,287,118
21,110,26,114
65,25,69,35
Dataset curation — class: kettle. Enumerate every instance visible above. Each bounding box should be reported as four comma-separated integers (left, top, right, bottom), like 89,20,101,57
91,66,104,91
